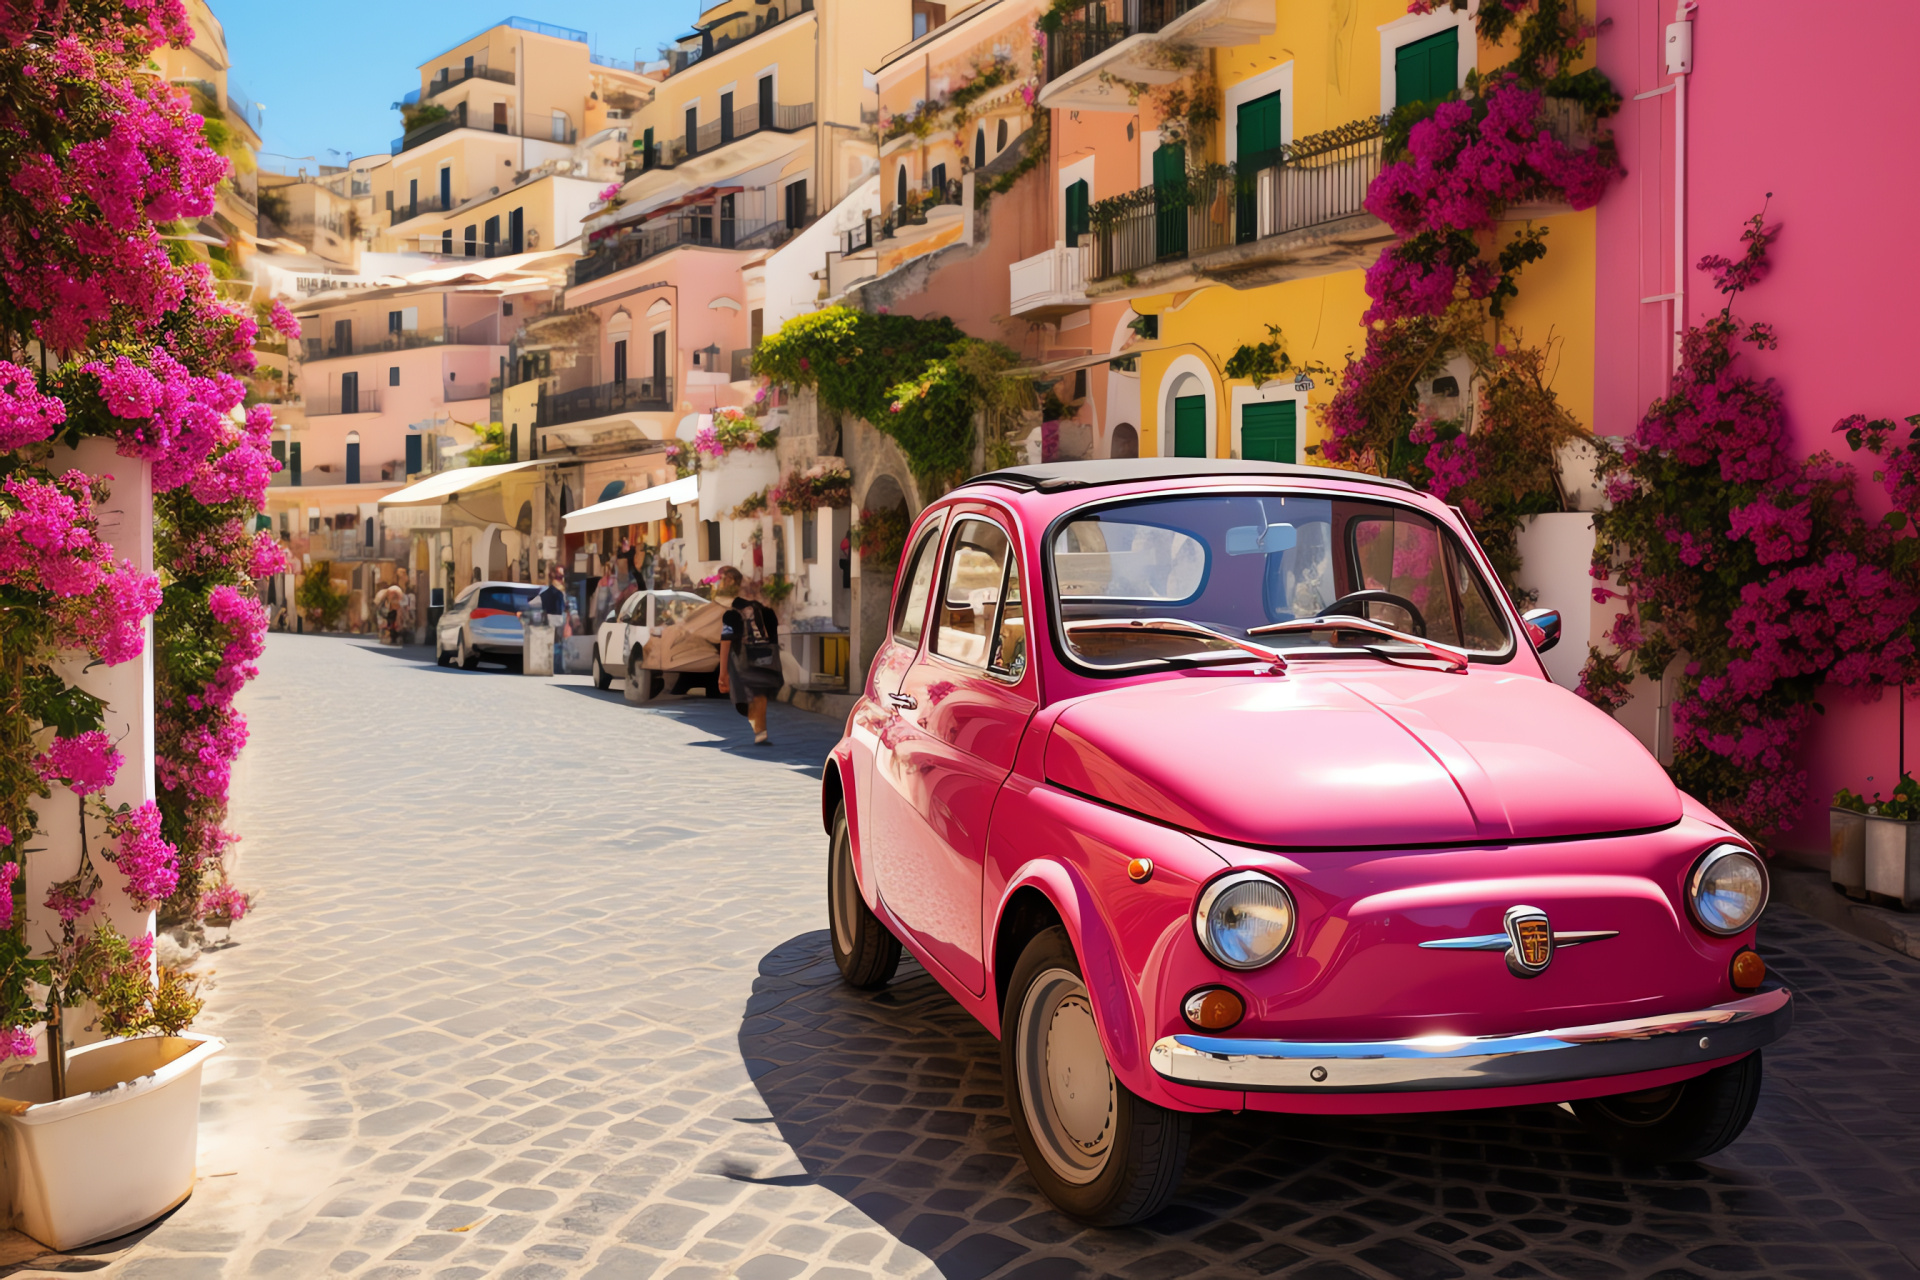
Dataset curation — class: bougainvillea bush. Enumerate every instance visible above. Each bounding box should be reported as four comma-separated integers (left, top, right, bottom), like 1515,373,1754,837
1308,0,1617,600
0,0,279,1055
1581,209,1920,838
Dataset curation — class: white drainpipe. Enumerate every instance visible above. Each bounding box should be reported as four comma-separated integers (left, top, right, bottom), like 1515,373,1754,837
1665,3,1695,372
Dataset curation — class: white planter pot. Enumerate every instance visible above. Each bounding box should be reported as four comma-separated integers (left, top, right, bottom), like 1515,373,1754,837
0,1033,222,1250
1865,815,1920,909
1831,807,1867,899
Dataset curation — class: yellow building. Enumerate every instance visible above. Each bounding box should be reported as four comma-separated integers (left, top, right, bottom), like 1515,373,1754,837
1040,0,1597,462
371,19,659,260
153,0,264,297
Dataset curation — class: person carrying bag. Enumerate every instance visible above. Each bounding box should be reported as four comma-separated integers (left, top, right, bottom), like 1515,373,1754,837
715,566,783,746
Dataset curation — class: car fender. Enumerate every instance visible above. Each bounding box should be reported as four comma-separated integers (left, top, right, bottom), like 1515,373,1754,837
990,858,1141,1068
823,741,877,904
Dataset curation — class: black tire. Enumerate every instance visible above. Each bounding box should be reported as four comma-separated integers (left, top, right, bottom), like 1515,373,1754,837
434,641,450,667
1572,1051,1764,1162
1002,926,1190,1225
457,635,478,670
827,802,899,989
593,652,612,690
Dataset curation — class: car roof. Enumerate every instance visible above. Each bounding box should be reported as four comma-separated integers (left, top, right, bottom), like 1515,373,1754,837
960,458,1416,494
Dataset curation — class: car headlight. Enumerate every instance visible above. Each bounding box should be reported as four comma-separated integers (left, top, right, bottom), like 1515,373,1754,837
1195,871,1296,970
1687,843,1769,936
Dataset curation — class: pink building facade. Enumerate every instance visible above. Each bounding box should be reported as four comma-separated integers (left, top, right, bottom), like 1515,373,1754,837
1595,0,1920,852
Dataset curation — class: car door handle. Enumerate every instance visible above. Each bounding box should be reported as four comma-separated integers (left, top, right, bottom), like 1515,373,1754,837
885,692,917,710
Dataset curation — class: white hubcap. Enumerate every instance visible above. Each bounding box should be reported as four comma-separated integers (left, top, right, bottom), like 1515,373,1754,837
1016,967,1116,1184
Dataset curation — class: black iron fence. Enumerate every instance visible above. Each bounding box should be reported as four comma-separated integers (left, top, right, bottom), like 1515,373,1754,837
1044,0,1207,81
572,192,810,285
1090,116,1387,281
541,377,674,427
632,100,816,175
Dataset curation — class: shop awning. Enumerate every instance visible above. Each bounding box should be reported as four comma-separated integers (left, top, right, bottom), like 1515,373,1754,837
563,475,698,534
377,460,545,505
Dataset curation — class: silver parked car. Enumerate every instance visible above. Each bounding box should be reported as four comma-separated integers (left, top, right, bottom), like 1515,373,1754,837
436,581,542,670
592,589,711,690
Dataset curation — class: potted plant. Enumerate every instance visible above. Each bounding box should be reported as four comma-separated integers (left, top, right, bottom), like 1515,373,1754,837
1862,776,1920,909
1832,787,1868,899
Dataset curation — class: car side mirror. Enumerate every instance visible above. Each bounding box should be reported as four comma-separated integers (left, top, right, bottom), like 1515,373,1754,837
1523,607,1561,654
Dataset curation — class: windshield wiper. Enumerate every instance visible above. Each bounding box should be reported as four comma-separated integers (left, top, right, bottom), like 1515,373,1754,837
1065,618,1288,674
1248,616,1469,672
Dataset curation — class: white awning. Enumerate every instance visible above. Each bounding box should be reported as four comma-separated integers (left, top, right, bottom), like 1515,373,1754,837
377,460,545,505
563,475,698,533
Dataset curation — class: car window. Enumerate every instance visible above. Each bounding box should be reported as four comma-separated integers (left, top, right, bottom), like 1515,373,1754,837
891,517,944,647
656,592,707,626
475,587,538,615
933,518,1010,668
1054,518,1208,602
1349,514,1457,645
615,594,643,623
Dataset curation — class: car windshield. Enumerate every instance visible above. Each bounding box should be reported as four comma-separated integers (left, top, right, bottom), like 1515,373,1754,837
655,592,709,625
1050,491,1511,671
475,587,538,614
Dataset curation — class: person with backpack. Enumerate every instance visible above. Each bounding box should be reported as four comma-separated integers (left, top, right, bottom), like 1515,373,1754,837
714,565,783,746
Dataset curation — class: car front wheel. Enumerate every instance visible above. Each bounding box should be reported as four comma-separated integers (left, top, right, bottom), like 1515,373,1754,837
827,802,899,989
434,639,450,667
1572,1050,1764,1162
593,651,612,690
457,634,478,670
1003,926,1190,1225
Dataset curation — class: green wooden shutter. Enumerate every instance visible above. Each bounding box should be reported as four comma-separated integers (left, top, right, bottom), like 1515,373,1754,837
1152,142,1188,259
1235,91,1281,243
1241,400,1297,463
1065,179,1090,247
1395,28,1459,109
1173,395,1207,458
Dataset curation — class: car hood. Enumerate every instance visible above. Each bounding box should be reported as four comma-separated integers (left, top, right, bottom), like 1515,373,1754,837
1043,668,1682,847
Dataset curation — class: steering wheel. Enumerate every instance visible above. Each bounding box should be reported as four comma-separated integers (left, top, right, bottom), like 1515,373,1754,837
1321,589,1429,638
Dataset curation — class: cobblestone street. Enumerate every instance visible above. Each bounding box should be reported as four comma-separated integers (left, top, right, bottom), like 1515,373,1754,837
74,635,1920,1280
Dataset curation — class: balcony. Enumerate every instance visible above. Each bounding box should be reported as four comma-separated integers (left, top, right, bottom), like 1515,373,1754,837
1041,0,1276,111
226,85,263,134
444,380,492,404
408,236,527,259
880,179,965,238
1088,117,1389,295
419,65,514,101
661,0,814,78
1009,244,1091,320
571,194,811,287
307,389,384,416
542,377,674,427
300,318,503,361
628,101,816,176
388,192,463,225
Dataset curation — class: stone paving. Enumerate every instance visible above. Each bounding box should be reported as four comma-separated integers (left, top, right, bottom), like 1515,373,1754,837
46,634,1920,1280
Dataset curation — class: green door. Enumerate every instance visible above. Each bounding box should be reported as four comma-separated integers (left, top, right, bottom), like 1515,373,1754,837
1152,141,1187,260
1236,91,1282,241
1235,91,1281,242
1064,178,1090,248
1172,394,1207,458
1395,28,1459,108
1241,400,1296,463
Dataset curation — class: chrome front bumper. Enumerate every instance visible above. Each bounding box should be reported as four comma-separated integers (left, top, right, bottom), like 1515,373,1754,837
1150,986,1792,1093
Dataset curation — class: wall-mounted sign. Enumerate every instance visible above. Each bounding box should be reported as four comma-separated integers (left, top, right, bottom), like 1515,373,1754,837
1293,373,1316,392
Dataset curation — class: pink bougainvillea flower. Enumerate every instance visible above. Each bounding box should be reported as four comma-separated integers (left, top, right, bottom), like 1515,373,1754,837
34,730,123,796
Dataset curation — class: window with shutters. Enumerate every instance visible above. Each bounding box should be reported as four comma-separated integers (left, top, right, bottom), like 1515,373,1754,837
1064,179,1090,248
1394,27,1459,109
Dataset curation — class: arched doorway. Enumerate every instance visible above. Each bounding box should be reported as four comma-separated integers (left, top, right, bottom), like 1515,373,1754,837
1110,423,1139,458
854,472,909,683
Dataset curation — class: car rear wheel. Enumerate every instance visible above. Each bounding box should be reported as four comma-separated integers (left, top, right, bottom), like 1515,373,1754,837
1003,926,1190,1225
457,634,478,670
1572,1051,1764,1162
434,639,450,667
827,802,899,989
593,652,612,690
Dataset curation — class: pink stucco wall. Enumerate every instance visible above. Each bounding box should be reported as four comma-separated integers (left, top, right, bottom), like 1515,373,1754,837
1596,0,1920,852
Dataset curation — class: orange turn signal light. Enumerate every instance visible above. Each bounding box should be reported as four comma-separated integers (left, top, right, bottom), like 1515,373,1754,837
1182,986,1245,1032
1730,948,1766,991
1126,858,1153,883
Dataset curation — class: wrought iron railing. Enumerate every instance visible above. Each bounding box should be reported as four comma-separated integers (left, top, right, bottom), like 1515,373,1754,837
421,65,514,99
572,193,808,285
306,388,383,416
390,192,463,223
301,318,503,360
881,179,965,238
1089,116,1387,281
542,377,674,426
1043,0,1207,81
641,100,816,172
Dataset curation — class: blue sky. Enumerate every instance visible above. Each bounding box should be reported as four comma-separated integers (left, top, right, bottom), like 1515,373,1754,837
218,2,697,171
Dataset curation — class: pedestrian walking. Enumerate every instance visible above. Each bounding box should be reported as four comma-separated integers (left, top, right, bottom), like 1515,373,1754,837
714,565,783,746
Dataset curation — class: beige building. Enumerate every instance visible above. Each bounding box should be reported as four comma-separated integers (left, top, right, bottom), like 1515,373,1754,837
153,0,264,297
370,19,659,260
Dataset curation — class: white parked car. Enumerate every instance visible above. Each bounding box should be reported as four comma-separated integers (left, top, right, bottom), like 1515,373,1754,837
435,581,541,670
592,589,712,690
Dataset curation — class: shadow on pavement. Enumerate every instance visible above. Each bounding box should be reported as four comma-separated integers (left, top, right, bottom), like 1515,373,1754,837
739,928,1902,1280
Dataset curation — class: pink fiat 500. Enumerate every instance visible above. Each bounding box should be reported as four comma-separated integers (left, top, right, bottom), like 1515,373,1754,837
820,459,1791,1225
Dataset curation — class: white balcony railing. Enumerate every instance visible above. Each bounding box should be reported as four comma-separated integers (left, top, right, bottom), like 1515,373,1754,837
1008,244,1091,319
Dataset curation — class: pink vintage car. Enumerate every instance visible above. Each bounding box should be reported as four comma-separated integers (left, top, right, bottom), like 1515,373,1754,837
821,459,1790,1225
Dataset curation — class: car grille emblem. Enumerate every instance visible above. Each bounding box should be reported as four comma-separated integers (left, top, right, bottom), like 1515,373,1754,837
1504,905,1553,978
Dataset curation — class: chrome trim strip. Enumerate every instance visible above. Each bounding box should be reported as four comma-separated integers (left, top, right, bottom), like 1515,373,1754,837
1418,929,1620,952
1149,987,1792,1093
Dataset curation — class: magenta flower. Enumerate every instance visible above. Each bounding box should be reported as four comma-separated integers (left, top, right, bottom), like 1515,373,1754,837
35,730,123,796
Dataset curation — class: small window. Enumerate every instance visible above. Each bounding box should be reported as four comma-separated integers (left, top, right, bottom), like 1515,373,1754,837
891,517,945,646
1064,179,1090,248
388,366,400,387
1395,27,1460,109
933,519,1010,668
996,119,1009,151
